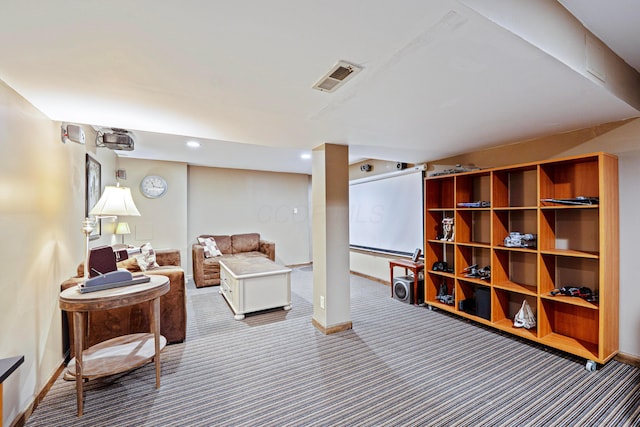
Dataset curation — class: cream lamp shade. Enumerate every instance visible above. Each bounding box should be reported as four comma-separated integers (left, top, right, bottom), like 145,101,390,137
89,185,141,217
115,221,131,245
115,222,131,235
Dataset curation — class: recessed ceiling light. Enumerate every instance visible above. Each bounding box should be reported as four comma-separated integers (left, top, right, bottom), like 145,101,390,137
300,153,311,160
186,141,201,148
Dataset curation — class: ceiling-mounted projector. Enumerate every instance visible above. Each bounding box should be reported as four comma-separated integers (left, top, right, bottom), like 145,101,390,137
97,128,134,151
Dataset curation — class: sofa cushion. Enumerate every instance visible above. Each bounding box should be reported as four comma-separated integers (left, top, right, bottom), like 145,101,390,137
231,233,260,254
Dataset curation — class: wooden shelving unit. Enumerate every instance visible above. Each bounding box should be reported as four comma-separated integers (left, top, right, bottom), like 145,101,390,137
424,152,619,366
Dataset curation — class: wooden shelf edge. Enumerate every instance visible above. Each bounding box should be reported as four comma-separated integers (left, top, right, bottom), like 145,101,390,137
539,333,600,362
493,206,538,210
540,249,599,259
540,204,599,210
425,301,493,325
540,294,599,309
428,270,455,279
494,245,537,253
493,281,537,296
457,277,491,286
493,319,538,339
456,242,491,248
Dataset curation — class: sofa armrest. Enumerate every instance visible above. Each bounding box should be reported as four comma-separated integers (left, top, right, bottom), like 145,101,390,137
155,249,181,267
259,239,275,261
61,277,84,292
192,243,206,287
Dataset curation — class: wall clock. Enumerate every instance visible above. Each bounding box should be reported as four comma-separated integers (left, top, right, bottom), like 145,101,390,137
140,175,168,199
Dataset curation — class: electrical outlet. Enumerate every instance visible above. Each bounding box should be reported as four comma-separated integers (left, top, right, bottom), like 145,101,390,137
320,296,325,309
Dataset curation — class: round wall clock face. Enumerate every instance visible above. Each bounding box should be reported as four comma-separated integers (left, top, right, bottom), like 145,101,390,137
140,175,168,198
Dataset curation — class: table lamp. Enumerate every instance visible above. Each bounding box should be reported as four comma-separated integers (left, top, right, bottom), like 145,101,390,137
82,184,140,277
115,222,131,245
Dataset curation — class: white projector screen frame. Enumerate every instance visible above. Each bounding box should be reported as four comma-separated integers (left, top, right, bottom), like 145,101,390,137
349,167,424,256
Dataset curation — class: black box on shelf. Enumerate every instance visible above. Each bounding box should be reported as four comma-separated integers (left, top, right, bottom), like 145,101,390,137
476,287,491,320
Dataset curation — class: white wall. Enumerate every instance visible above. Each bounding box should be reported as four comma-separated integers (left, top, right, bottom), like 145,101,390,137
115,158,189,270
187,166,311,270
0,80,117,425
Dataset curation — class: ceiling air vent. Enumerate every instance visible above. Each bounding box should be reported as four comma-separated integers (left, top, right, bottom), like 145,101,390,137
312,61,362,93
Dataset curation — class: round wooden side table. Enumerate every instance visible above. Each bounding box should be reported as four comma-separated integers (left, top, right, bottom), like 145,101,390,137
59,275,169,416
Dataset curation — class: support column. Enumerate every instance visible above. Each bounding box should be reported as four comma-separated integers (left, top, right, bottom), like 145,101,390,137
311,143,352,334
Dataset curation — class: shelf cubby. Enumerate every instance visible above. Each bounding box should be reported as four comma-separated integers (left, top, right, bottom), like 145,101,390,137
493,290,538,339
492,209,538,248
456,246,491,283
539,299,599,358
539,208,599,255
492,249,537,294
456,210,491,245
540,254,599,298
425,240,455,273
493,167,538,208
539,156,599,201
425,273,455,309
456,280,491,321
425,176,454,209
425,210,455,242
455,173,491,206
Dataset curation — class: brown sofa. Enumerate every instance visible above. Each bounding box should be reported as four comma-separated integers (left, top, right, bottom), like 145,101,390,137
60,249,187,357
192,233,275,288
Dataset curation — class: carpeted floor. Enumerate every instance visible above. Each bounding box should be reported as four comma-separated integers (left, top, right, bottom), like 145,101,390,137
26,267,640,426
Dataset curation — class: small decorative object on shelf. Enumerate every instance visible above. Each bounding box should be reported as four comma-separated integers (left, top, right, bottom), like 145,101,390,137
550,286,598,302
432,261,453,273
457,201,490,208
540,196,599,205
440,217,455,241
429,163,482,177
463,264,491,280
504,232,536,248
513,300,536,329
436,282,454,305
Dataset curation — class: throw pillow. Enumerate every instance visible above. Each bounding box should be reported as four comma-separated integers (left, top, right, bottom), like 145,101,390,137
198,237,222,258
136,242,160,271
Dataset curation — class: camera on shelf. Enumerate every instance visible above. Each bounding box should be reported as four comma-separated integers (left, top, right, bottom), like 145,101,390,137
504,232,536,248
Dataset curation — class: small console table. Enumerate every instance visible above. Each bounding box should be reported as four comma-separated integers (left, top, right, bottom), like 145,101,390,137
389,259,425,305
59,275,169,416
1,355,24,427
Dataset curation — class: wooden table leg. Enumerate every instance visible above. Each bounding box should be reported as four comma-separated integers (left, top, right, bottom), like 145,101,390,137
151,297,161,388
389,265,394,297
72,311,84,416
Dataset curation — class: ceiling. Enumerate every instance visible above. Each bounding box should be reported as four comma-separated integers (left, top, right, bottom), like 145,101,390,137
0,0,638,175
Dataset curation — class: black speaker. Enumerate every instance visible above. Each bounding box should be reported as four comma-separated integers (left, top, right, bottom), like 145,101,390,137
393,275,424,304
